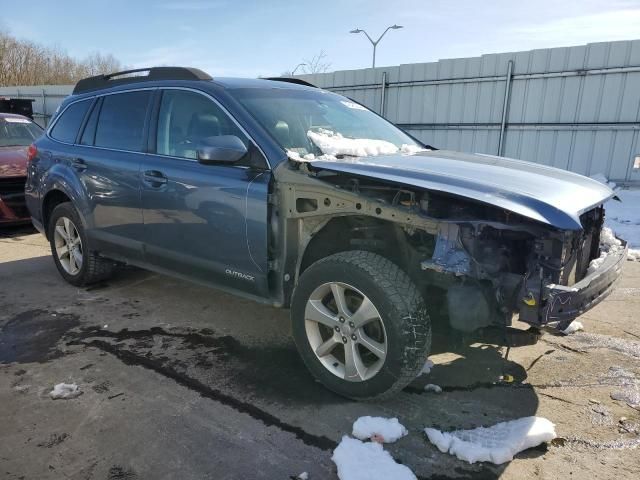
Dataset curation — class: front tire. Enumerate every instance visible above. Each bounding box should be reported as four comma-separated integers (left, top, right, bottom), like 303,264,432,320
291,251,431,400
48,202,114,286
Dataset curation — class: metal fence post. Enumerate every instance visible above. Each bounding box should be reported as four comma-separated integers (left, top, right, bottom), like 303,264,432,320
379,71,387,117
41,89,48,127
497,60,513,156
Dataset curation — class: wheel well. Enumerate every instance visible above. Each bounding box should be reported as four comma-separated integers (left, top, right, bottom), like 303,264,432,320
42,190,71,237
299,216,419,279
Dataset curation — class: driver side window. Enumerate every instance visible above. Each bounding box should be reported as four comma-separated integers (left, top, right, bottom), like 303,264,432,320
156,90,247,160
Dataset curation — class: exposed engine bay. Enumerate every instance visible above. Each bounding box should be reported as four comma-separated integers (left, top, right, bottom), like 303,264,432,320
272,161,626,339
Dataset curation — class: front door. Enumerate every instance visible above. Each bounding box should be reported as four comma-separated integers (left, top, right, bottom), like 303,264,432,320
140,89,270,297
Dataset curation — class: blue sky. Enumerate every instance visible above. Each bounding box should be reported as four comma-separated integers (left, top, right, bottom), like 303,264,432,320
2,0,640,77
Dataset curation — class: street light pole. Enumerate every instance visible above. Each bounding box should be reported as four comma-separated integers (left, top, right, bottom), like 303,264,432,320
350,25,403,68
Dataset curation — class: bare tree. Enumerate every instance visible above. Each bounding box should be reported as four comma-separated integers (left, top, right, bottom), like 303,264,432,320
0,30,124,87
301,50,331,74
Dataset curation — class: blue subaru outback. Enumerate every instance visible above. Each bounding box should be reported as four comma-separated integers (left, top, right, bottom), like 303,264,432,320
26,67,626,399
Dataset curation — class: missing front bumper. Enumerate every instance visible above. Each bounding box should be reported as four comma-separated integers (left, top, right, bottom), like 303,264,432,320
522,237,627,331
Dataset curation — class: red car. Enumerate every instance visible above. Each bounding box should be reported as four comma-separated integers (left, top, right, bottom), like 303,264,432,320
0,113,43,225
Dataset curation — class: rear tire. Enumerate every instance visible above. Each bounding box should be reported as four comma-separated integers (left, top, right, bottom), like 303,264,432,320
291,251,431,400
48,202,114,286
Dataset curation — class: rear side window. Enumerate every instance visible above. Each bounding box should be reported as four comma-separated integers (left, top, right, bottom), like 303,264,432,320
95,91,151,152
80,99,101,146
50,99,91,143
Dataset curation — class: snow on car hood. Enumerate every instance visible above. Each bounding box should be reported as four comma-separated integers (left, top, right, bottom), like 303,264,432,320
309,150,616,230
306,128,425,158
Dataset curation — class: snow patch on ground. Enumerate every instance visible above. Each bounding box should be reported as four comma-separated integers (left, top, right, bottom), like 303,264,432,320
590,175,640,256
419,359,434,376
296,472,309,480
424,384,443,393
605,188,640,251
352,416,408,443
424,416,557,464
49,383,82,400
332,436,417,480
563,320,584,335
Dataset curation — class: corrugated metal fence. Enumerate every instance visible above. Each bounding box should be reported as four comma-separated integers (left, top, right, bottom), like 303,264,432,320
2,40,639,182
299,40,640,183
0,84,72,128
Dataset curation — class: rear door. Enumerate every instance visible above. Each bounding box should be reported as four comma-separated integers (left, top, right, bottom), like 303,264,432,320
71,90,152,260
139,88,270,297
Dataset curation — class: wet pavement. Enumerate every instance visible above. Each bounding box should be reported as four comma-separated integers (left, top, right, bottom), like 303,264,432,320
1,227,640,479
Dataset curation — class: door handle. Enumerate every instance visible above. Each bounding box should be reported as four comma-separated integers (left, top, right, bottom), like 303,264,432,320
71,158,87,171
143,170,168,186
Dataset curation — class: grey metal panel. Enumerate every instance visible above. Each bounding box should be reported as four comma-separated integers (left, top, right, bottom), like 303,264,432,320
620,72,640,122
6,40,640,182
0,84,73,127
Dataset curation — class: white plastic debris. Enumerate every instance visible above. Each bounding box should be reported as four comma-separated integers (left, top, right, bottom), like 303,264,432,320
352,416,408,443
49,383,82,400
424,384,443,393
332,436,416,480
563,321,584,335
297,472,309,480
419,359,434,376
424,416,556,464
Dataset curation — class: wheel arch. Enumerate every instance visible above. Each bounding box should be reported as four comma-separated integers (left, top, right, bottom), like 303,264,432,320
40,167,92,239
297,215,415,280
42,189,72,239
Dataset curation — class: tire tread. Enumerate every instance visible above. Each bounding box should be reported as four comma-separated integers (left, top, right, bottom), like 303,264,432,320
294,250,431,400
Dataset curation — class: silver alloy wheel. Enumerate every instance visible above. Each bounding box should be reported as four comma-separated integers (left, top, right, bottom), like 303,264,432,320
304,282,387,382
53,216,83,275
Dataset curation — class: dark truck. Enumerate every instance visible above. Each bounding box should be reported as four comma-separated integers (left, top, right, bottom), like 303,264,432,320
25,67,627,399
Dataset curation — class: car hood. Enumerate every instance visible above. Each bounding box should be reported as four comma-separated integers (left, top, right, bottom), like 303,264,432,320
0,146,28,178
310,150,615,230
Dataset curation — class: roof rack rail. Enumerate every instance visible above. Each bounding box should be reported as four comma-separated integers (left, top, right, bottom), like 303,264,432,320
73,67,212,94
264,77,318,88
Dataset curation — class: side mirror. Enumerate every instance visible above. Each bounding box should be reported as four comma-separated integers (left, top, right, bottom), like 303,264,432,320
196,135,248,164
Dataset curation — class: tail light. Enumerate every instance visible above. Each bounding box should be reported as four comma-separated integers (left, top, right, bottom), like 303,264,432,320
27,144,38,163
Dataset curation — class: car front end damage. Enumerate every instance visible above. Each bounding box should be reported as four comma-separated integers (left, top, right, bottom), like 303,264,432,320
274,158,625,338
421,204,627,334
519,211,627,331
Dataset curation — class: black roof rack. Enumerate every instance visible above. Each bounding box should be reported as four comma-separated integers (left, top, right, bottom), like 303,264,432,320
264,77,318,88
73,67,212,94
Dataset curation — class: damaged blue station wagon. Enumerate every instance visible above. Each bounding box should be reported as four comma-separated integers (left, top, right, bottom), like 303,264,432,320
25,67,627,399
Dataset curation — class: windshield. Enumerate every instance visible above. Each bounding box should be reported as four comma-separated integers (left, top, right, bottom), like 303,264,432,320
230,88,422,159
0,117,42,147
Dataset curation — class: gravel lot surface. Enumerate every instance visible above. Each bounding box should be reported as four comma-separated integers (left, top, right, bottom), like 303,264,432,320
1,226,639,479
